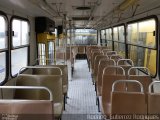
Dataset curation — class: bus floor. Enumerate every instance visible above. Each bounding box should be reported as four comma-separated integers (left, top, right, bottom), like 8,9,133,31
62,60,101,120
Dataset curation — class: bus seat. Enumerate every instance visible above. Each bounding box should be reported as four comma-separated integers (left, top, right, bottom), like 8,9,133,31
110,54,122,63
111,80,146,118
101,66,126,116
20,66,67,110
148,81,160,114
15,74,63,119
92,55,109,84
117,59,134,78
96,59,116,112
0,86,53,120
105,51,117,56
128,67,152,94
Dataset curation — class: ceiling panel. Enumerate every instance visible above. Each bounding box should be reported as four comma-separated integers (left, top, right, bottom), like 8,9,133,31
0,0,125,28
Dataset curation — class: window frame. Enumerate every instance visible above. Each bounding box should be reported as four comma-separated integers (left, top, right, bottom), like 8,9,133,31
0,11,9,85
10,16,30,78
126,16,158,77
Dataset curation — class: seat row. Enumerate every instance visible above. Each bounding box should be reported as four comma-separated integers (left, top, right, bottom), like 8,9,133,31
86,46,159,119
98,66,152,118
0,64,68,120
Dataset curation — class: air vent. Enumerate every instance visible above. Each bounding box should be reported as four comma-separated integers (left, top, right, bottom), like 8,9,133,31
76,6,91,10
72,17,94,21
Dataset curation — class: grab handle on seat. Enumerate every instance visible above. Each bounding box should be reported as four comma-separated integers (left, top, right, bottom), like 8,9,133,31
0,86,53,101
112,80,143,93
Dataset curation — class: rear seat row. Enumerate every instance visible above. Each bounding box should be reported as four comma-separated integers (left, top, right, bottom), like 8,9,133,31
0,65,68,120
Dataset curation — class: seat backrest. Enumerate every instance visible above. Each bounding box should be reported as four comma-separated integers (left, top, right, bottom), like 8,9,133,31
102,49,112,55
15,74,63,103
87,47,99,65
117,59,134,66
111,80,146,115
34,66,62,74
100,46,109,50
128,67,152,93
91,52,102,70
93,55,109,76
103,66,125,75
106,51,117,56
78,46,86,54
97,59,116,91
110,54,122,63
51,65,68,87
0,86,53,120
102,66,126,104
148,81,160,114
117,59,134,78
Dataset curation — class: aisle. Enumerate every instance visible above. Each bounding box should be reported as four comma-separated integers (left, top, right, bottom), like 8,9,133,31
62,60,100,120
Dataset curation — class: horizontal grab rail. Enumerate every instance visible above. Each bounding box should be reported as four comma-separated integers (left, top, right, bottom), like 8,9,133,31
112,80,144,92
19,66,62,75
0,86,53,101
149,81,160,93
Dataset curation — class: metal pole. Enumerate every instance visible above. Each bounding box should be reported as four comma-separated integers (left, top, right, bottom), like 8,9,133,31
63,14,67,64
69,20,72,80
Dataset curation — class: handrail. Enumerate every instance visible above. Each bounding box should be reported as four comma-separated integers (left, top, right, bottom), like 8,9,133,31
112,80,144,92
106,51,117,55
0,86,53,101
117,59,134,66
18,66,62,76
103,65,125,76
98,59,116,67
149,81,160,93
110,54,122,60
128,67,150,76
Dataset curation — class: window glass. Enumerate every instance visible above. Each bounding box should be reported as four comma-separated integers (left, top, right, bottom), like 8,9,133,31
0,16,7,49
127,18,157,76
119,26,125,42
101,30,106,39
11,47,28,76
127,23,138,44
38,43,46,65
114,42,125,58
128,45,156,76
107,40,112,49
0,15,7,82
106,29,112,41
138,19,156,48
22,21,29,45
0,52,6,82
48,41,54,64
106,29,108,40
114,42,118,51
12,19,29,47
113,27,118,41
74,29,97,45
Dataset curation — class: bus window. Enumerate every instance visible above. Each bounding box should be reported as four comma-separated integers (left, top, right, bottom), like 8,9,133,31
0,16,7,82
127,18,157,76
113,25,125,58
11,18,29,76
106,28,112,49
